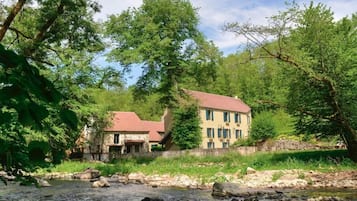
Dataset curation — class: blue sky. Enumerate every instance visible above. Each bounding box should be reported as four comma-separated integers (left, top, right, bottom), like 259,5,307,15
94,0,357,85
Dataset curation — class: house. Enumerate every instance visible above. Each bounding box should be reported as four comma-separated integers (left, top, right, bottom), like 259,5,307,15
161,90,251,150
82,112,164,161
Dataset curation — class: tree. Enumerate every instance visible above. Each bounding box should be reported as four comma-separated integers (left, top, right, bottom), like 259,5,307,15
171,100,201,149
105,0,220,106
0,0,121,168
212,52,289,113
250,111,277,142
225,3,357,161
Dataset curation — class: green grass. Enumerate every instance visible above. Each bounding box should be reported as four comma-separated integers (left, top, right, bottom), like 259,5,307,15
38,149,356,182
271,171,284,181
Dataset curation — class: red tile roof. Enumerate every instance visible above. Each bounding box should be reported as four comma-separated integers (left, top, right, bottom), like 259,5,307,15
143,121,164,142
105,112,146,132
186,90,251,113
105,112,164,142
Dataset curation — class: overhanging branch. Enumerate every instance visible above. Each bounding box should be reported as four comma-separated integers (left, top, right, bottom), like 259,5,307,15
0,0,26,41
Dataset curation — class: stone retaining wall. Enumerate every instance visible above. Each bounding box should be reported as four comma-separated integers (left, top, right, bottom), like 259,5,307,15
121,146,257,159
83,140,333,161
120,140,327,159
257,139,321,152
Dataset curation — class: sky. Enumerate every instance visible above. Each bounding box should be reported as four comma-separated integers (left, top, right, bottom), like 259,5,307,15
93,0,357,85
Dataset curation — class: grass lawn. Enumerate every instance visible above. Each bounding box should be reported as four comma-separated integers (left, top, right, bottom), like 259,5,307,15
37,149,355,180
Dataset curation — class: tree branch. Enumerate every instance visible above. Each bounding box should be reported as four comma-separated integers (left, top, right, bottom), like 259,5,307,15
24,0,65,56
0,25,33,40
0,0,26,41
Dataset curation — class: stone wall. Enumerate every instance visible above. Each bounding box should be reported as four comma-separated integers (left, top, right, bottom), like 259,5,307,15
257,139,320,152
121,146,257,159
86,140,326,161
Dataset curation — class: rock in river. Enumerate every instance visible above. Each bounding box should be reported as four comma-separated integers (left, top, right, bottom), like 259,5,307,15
73,168,100,180
92,176,110,188
212,182,285,200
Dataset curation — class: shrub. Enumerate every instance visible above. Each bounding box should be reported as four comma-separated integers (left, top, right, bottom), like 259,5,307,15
171,102,201,149
250,111,277,142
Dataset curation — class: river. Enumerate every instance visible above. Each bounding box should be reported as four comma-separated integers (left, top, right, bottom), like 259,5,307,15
1,180,356,201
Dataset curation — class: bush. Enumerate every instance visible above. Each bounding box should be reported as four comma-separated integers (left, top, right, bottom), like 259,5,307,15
250,111,277,142
171,102,201,149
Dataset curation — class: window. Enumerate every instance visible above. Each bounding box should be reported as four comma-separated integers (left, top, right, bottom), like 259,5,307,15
222,142,229,148
114,134,120,144
207,142,215,149
206,128,215,138
206,109,214,121
218,128,222,138
223,111,230,122
234,112,241,123
235,129,242,139
223,129,228,138
96,145,100,153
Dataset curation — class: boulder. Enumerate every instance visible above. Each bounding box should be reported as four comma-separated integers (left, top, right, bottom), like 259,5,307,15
246,167,256,174
92,176,110,188
212,182,240,197
0,171,15,181
212,182,284,199
128,172,145,184
37,179,52,187
73,168,100,180
113,174,129,184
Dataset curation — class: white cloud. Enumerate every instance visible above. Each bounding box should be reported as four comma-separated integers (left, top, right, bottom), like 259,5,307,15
325,0,357,20
95,0,356,55
94,0,142,21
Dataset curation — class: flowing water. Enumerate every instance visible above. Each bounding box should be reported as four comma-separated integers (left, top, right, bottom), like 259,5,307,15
0,180,356,201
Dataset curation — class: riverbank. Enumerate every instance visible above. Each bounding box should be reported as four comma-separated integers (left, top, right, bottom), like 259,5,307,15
36,149,356,190
40,168,357,190
3,149,356,201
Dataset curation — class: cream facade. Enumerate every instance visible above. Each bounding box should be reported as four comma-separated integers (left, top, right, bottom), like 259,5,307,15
200,108,251,149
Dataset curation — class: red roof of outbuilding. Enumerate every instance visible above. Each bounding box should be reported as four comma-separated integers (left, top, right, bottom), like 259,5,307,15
105,112,146,132
105,112,164,142
186,90,251,113
143,121,164,142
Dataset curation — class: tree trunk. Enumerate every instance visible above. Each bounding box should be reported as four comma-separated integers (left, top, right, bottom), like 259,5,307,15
341,121,357,162
0,0,26,41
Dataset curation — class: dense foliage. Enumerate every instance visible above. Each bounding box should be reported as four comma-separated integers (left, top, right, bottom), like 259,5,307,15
0,44,76,171
250,111,277,142
171,101,201,149
0,0,114,171
225,3,357,161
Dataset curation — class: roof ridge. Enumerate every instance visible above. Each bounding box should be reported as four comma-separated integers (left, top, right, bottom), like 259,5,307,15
185,89,251,113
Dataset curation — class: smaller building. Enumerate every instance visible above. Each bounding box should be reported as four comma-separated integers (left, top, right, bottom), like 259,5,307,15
82,112,164,161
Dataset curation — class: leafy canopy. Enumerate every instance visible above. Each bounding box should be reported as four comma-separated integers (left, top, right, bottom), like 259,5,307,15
105,0,220,105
